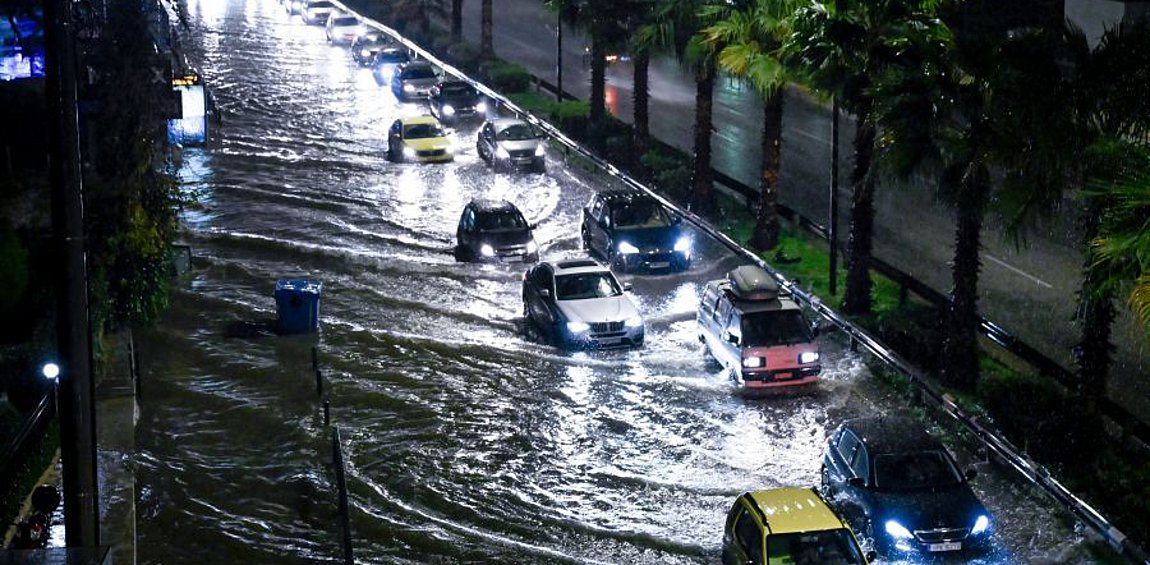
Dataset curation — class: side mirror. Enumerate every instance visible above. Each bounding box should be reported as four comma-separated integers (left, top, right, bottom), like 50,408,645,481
964,468,978,480
528,222,538,230
671,214,682,225
865,550,877,563
725,332,739,345
623,282,633,292
847,477,866,489
539,289,551,299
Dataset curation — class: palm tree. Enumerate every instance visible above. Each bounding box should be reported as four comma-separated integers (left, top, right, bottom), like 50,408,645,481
481,0,493,57
451,0,463,43
785,0,946,314
702,0,805,251
1088,154,1150,337
641,0,724,214
627,2,659,155
549,0,632,127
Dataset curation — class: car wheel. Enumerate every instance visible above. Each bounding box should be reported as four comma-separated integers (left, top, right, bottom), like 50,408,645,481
476,142,486,162
387,145,399,162
820,466,832,496
533,160,546,174
580,227,591,250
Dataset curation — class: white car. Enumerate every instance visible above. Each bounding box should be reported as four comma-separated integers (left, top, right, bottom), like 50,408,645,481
301,0,335,24
522,258,644,349
476,118,547,173
325,14,363,44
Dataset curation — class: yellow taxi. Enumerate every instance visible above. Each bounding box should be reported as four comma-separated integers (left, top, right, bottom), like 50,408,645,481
722,487,873,565
386,115,454,163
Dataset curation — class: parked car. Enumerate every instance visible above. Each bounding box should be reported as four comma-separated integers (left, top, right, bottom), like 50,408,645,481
351,31,390,66
386,116,453,164
581,190,690,272
697,265,821,390
821,416,992,557
301,0,335,25
521,258,644,349
325,14,364,45
455,199,538,263
390,61,440,101
428,80,487,125
476,118,547,173
722,487,873,565
370,46,411,84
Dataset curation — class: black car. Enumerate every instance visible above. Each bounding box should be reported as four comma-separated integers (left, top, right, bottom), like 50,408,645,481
390,61,439,101
456,199,538,263
821,416,992,557
428,80,487,125
581,190,691,272
370,46,411,85
351,32,390,66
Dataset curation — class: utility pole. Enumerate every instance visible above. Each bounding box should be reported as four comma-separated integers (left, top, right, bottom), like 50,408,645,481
828,98,839,296
556,8,563,100
44,0,101,548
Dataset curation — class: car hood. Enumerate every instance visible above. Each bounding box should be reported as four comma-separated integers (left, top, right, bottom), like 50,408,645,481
613,226,681,251
871,486,986,532
401,77,439,88
438,94,480,106
477,230,532,248
557,295,638,323
405,137,451,151
496,138,544,152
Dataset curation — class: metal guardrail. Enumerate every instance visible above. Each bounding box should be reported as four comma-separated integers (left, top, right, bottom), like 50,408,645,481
0,391,55,503
309,7,1148,562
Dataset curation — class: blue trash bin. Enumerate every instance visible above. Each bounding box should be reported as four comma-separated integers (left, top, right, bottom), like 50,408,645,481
275,279,322,334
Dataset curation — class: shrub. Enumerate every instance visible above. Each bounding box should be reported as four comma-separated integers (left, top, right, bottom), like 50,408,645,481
639,149,690,198
484,62,532,94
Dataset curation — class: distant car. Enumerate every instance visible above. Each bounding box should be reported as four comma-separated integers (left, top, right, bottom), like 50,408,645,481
521,258,644,349
697,265,821,389
821,416,992,557
722,487,872,565
580,190,690,272
351,31,390,66
370,46,411,84
476,118,547,173
390,61,439,101
301,0,335,25
285,0,305,16
456,199,538,263
427,80,487,125
386,116,453,163
325,14,363,44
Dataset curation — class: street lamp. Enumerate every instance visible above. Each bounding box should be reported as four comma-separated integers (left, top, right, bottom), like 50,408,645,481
42,363,60,381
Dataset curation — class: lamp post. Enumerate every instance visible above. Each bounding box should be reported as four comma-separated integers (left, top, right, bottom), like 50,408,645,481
828,97,839,296
556,8,563,100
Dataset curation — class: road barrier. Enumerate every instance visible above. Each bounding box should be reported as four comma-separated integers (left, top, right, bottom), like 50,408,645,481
310,6,1149,562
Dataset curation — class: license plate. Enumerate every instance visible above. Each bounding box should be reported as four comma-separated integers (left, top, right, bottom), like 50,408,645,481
596,337,622,345
927,542,962,552
502,256,523,263
648,261,670,268
774,372,794,380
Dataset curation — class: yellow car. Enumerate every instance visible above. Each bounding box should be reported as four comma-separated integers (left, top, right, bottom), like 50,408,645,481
722,487,873,565
386,116,454,163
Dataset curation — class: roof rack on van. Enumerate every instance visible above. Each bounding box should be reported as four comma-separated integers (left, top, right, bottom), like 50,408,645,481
556,259,599,269
726,265,782,301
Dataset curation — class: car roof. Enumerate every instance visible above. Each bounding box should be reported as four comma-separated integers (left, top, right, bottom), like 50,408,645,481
438,79,473,88
745,487,847,536
841,416,945,455
469,199,519,214
594,189,657,207
711,280,801,313
547,258,608,275
331,15,358,22
398,60,433,70
489,117,532,131
397,115,441,127
306,0,333,6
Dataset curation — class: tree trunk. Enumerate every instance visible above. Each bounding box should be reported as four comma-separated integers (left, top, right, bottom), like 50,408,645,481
1072,203,1114,417
632,46,650,157
939,169,989,389
451,0,462,43
690,60,715,215
750,88,782,251
480,0,493,57
589,35,607,124
842,117,877,315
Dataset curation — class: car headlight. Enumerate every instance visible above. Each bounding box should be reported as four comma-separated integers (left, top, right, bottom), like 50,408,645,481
742,356,764,368
617,241,639,254
403,83,415,92
360,49,370,58
971,515,990,535
496,146,511,159
442,104,455,116
625,315,643,328
566,321,590,334
674,237,691,253
884,520,914,540
402,146,416,158
479,244,495,257
475,101,487,113
799,352,820,364
525,240,538,254
534,144,546,157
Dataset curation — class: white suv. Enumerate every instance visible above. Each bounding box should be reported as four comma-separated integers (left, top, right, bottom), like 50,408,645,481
698,265,821,389
522,258,644,349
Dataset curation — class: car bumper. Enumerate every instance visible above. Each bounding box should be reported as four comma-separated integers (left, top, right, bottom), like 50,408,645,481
562,327,644,349
616,250,690,271
741,365,821,388
412,152,454,163
476,251,538,264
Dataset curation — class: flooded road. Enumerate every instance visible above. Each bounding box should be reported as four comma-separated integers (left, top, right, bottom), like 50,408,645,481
133,0,1094,562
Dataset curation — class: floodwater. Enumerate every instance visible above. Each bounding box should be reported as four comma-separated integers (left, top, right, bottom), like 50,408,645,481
132,0,1097,562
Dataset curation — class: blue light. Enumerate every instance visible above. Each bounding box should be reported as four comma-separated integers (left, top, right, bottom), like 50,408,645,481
885,520,914,540
972,515,990,535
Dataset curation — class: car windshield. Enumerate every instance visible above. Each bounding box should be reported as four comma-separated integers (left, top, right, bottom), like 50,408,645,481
332,16,357,26
477,210,526,232
308,1,333,8
440,83,476,97
402,66,437,80
555,273,622,300
613,201,671,228
376,50,408,63
766,529,867,565
740,310,812,347
496,123,539,141
873,450,963,491
403,123,445,139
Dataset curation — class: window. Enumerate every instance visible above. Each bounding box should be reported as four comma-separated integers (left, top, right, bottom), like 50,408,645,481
733,508,764,564
836,431,861,469
850,444,869,484
873,450,962,491
739,310,813,347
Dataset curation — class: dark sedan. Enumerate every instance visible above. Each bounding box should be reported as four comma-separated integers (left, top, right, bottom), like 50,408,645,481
427,80,487,125
351,31,390,66
581,190,690,272
455,199,538,263
821,416,992,557
370,46,411,85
